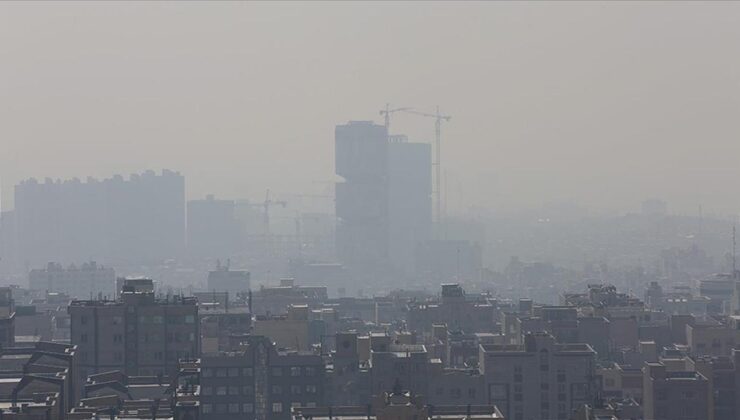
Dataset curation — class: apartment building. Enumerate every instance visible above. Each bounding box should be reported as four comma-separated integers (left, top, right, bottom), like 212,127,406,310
192,335,325,420
642,361,711,420
69,279,199,381
480,332,597,420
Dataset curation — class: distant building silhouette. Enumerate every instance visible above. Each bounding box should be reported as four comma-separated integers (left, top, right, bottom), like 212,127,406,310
14,169,185,265
187,194,240,257
28,261,115,299
335,122,432,280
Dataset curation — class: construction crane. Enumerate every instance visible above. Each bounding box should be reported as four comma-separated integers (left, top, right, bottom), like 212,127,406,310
256,189,287,235
379,103,411,137
401,106,451,224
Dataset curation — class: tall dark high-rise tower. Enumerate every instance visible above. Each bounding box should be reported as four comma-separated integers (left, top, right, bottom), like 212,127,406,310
335,121,390,273
335,122,432,280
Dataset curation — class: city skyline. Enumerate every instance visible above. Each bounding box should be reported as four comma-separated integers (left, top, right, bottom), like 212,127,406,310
4,2,740,215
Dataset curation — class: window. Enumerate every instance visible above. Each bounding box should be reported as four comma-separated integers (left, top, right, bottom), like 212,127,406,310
272,385,283,395
185,315,195,324
216,386,226,396
243,367,254,376
215,404,227,414
243,403,254,413
490,384,507,400
682,391,695,399
228,386,239,395
228,367,239,377
291,402,301,409
216,368,227,377
272,367,283,376
306,402,317,408
228,403,240,413
572,383,587,399
272,403,283,413
305,367,316,377
201,404,212,414
306,385,317,394
112,316,122,325
152,316,164,324
80,333,88,343
113,334,122,343
80,316,88,325
242,385,254,395
291,385,302,395
202,368,213,377
291,367,302,376
201,387,212,396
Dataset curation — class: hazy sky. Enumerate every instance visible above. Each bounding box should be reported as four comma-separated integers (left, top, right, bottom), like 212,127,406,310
2,2,740,215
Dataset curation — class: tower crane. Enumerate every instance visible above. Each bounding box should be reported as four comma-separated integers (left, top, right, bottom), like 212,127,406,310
401,106,451,224
253,189,287,235
379,103,411,137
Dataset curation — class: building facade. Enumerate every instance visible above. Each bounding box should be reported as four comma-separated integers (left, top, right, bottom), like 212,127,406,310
69,279,199,381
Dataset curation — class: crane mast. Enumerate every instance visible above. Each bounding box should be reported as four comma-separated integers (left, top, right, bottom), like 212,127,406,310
379,104,411,139
400,106,451,226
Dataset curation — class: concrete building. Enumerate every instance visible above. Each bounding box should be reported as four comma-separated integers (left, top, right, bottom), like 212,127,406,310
292,389,505,420
69,279,199,381
407,284,497,335
28,262,115,300
206,264,250,299
480,332,597,420
369,335,437,398
191,335,325,420
686,317,740,357
14,170,185,266
688,351,740,420
0,287,15,347
335,121,390,276
199,303,251,354
699,276,735,315
187,195,241,258
387,135,432,276
326,332,371,406
253,305,311,351
250,279,328,316
0,341,79,418
642,361,711,420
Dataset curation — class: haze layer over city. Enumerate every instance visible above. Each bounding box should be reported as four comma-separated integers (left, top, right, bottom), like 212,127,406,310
1,2,740,420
